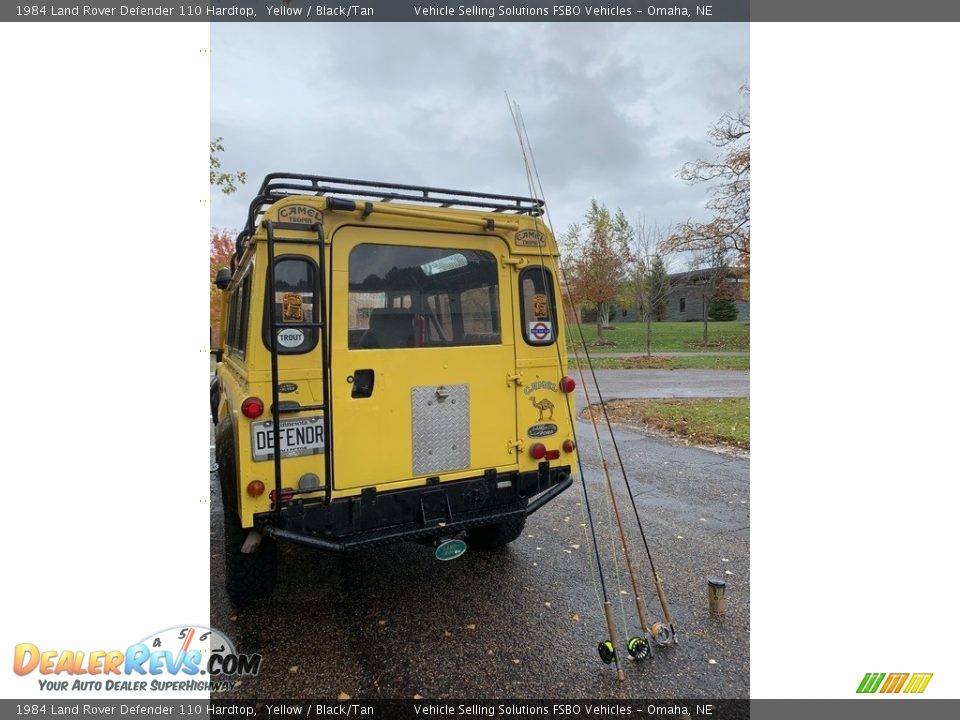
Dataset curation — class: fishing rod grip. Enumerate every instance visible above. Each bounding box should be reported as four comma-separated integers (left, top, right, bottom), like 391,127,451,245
654,578,675,627
602,601,625,681
633,594,652,635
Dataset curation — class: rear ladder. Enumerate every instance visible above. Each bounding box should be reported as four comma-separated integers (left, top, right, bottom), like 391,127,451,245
264,220,334,520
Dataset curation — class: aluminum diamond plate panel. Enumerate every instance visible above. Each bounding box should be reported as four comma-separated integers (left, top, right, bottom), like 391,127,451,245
412,384,470,476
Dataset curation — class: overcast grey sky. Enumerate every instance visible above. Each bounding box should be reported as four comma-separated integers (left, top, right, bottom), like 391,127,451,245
211,23,748,243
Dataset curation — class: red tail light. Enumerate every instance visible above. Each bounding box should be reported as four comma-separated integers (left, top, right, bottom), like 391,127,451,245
563,439,576,453
530,443,547,460
545,449,561,460
560,376,576,393
269,488,295,503
241,397,265,418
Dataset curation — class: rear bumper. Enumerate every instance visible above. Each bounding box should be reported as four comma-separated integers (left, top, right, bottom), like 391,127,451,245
257,463,573,552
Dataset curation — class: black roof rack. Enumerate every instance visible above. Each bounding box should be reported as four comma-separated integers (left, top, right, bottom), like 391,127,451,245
234,173,544,261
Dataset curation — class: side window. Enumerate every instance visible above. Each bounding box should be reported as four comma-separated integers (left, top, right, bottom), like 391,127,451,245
226,269,252,360
263,256,318,354
519,267,557,346
347,244,500,349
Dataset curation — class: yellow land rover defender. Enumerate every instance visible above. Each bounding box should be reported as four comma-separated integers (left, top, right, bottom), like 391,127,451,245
211,174,578,603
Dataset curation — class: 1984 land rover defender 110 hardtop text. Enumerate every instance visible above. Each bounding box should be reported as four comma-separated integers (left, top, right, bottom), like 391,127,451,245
211,174,578,603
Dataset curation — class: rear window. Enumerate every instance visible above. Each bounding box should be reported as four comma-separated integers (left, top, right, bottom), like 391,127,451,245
262,256,318,354
519,266,557,346
347,244,500,349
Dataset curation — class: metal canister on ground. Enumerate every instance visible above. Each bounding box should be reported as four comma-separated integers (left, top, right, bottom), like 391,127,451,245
708,577,726,616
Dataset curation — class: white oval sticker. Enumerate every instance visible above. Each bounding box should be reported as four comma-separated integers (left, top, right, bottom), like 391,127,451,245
277,329,305,348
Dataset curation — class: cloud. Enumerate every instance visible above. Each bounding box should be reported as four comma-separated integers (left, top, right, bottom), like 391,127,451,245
211,22,748,237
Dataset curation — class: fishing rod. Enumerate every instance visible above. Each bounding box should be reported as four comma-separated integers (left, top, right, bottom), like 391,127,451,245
503,94,627,680
546,208,678,644
506,97,655,667
509,97,677,652
570,336,656,661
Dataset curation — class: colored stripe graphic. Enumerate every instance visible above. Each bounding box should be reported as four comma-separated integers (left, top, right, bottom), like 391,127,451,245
880,673,909,693
857,672,932,694
856,673,885,693
904,673,933,694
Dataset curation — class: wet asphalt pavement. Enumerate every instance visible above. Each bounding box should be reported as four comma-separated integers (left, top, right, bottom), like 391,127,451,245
579,369,749,401
209,370,749,699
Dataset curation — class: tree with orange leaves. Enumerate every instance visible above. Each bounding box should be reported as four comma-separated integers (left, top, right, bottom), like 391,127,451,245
562,201,635,343
210,230,234,344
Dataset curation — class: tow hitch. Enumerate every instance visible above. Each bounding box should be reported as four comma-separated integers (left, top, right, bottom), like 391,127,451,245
434,537,467,561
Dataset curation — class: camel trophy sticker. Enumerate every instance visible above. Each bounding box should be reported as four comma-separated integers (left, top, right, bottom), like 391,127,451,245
533,293,549,319
281,293,304,322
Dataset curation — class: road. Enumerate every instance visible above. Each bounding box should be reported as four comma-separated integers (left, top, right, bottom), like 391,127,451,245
576,369,749,402
209,370,749,699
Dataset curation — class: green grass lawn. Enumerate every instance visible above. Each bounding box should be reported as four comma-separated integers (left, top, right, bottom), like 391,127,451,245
585,397,749,449
571,355,749,371
566,321,749,353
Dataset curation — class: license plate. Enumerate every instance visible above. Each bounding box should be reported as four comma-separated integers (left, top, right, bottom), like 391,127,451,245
251,416,325,461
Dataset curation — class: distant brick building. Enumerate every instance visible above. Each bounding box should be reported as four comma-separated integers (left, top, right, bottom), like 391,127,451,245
666,268,749,322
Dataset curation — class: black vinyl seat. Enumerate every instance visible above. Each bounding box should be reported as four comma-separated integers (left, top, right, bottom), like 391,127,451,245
360,309,415,348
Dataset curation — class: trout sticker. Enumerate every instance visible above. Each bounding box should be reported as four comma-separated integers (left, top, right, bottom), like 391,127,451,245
277,329,305,348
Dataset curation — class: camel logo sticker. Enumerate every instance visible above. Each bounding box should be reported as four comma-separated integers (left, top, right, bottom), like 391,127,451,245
523,380,559,395
528,396,555,421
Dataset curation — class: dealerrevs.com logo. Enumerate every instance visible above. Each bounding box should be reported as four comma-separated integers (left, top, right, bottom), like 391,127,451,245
857,672,933,694
13,625,261,692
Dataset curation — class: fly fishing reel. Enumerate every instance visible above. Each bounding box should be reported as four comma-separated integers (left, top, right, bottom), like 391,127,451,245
650,622,674,646
597,640,616,665
627,636,650,661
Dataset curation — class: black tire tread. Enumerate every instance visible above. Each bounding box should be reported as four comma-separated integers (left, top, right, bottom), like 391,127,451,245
216,419,278,605
223,504,278,605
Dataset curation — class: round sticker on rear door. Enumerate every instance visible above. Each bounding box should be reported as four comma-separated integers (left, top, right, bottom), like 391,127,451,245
528,321,553,343
277,328,305,348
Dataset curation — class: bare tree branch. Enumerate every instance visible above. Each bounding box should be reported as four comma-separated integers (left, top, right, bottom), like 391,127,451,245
666,85,750,289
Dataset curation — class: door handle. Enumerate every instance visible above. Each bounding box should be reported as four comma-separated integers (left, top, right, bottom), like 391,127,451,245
350,369,375,398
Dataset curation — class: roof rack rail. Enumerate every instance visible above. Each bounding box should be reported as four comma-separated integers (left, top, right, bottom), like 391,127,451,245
234,173,544,260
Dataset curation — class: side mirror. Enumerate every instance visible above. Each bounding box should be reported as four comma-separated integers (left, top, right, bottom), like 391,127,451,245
212,349,223,363
215,268,232,290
